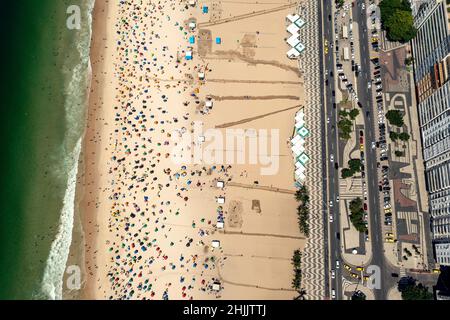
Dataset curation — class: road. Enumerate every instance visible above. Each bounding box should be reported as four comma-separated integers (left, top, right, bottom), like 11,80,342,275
320,0,343,300
352,0,398,299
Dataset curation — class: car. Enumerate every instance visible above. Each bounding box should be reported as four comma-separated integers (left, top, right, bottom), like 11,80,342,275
331,269,336,279
386,238,395,243
331,289,336,299
335,162,339,170
360,144,364,151
367,81,372,89
329,214,334,222
336,195,340,202
376,85,382,90
391,273,399,277
327,117,330,124
385,233,394,237
376,91,383,96
329,200,333,208
330,154,334,162
336,232,340,240
365,234,369,241
363,203,368,211
371,141,376,149
359,130,364,136
356,266,364,271
330,71,334,77
344,264,351,271
328,14,331,21
336,260,340,269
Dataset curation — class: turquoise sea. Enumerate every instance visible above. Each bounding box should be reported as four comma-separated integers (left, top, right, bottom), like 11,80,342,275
0,0,94,299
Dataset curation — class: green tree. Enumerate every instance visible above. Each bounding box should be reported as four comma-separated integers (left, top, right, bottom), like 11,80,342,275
349,197,367,233
385,10,417,43
348,159,362,173
386,110,404,127
341,168,354,179
338,118,353,139
380,0,411,24
399,132,410,141
390,131,399,141
398,277,433,300
348,108,360,120
352,291,367,300
395,150,404,157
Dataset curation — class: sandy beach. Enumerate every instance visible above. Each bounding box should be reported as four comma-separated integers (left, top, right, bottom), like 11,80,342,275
79,0,307,300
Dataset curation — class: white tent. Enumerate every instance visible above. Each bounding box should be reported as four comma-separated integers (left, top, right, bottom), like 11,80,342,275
287,14,300,23
287,47,300,59
287,23,300,35
217,196,225,204
287,34,300,47
211,240,220,248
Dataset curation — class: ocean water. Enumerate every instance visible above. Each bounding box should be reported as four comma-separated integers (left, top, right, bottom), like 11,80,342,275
0,0,94,299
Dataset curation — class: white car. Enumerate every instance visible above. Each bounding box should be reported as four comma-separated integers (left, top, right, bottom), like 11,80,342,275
330,154,334,162
376,85,382,90
336,195,340,202
329,214,334,223
367,81,372,89
329,200,334,208
372,141,376,149
336,260,340,269
377,91,383,96
331,289,336,299
331,269,336,279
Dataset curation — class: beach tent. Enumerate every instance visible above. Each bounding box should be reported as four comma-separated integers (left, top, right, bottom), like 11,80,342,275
203,6,209,13
186,51,193,60
198,72,205,80
189,22,196,30
189,0,197,6
291,134,301,146
287,23,300,35
216,222,224,229
287,34,300,47
217,196,225,204
286,14,300,23
211,240,221,248
198,135,205,143
295,42,305,53
216,181,225,188
216,37,222,44
212,282,221,291
287,47,300,59
205,100,213,108
189,36,195,44
295,18,306,28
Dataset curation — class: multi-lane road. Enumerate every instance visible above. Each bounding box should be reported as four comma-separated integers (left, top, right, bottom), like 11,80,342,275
320,0,343,300
321,0,399,300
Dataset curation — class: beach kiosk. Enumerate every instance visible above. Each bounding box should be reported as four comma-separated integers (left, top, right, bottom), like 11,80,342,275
217,196,225,204
216,180,224,188
198,72,205,80
198,135,205,143
189,21,196,30
185,51,193,60
205,99,213,109
212,282,221,291
211,240,221,248
216,221,224,229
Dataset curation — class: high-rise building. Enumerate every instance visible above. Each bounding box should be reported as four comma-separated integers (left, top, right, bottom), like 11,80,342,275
411,0,450,266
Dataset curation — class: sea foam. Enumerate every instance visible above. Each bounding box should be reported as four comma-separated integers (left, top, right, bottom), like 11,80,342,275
40,0,95,300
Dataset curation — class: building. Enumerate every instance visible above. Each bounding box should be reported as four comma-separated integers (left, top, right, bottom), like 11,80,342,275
411,0,450,265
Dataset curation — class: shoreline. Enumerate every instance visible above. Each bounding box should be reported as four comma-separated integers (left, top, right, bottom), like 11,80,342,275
72,0,112,300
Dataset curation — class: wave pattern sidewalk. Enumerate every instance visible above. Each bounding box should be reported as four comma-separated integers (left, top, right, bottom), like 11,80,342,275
296,0,325,299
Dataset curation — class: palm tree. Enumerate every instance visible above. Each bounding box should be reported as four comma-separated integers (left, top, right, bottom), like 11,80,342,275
294,288,307,300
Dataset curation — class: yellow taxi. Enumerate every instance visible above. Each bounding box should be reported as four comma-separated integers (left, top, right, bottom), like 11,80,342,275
356,266,364,271
344,264,352,271
384,208,392,214
386,237,395,243
433,269,441,274
351,273,360,279
363,275,370,281
385,232,394,237
360,144,364,152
